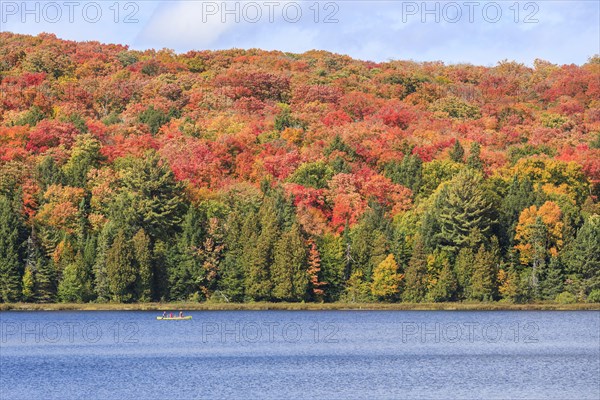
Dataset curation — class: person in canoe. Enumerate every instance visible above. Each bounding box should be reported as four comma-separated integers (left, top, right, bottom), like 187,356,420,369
162,311,166,318
179,311,183,318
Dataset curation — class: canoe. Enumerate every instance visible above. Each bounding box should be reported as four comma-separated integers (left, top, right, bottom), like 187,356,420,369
156,316,192,320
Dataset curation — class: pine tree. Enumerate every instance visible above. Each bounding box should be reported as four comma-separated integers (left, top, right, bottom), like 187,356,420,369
371,254,402,301
402,236,428,302
0,196,23,302
133,229,153,302
449,140,465,163
434,169,496,253
271,224,308,301
106,230,136,302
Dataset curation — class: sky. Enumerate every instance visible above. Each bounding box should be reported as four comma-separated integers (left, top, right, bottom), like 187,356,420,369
0,0,598,65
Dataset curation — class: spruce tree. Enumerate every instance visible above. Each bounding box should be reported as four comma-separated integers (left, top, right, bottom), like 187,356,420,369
565,215,600,292
449,140,465,163
402,236,428,302
318,234,346,302
106,230,136,302
219,211,246,302
0,196,23,302
245,198,278,300
470,244,498,301
133,229,153,302
467,142,483,170
271,224,308,301
426,254,457,302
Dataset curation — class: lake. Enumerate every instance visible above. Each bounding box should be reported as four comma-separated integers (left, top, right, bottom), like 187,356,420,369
1,310,598,399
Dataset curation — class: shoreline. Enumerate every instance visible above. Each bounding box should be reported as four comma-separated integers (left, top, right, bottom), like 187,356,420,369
1,302,598,311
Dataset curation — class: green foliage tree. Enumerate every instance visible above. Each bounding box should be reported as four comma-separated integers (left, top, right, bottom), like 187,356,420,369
343,270,371,302
288,161,333,189
62,134,103,187
22,266,35,302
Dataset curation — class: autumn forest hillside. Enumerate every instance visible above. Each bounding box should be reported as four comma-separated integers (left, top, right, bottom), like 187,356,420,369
1,32,599,304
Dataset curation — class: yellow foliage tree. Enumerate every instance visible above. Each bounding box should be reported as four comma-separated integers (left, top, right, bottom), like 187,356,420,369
371,254,403,301
514,201,564,265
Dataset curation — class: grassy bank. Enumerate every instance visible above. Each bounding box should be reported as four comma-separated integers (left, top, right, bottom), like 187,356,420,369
1,302,598,311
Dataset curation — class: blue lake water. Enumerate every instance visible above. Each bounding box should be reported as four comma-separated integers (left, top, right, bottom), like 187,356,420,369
1,310,599,399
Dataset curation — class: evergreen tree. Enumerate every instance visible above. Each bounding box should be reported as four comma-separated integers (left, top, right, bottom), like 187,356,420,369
169,206,204,301
449,140,465,163
467,142,483,170
343,270,371,302
93,222,115,302
112,151,186,241
271,224,308,301
426,253,457,302
470,244,498,301
245,198,278,300
35,257,57,303
384,153,423,194
106,230,136,302
369,231,389,279
318,233,346,302
565,215,600,293
454,247,475,300
133,229,153,302
402,236,428,302
0,196,23,302
219,211,246,302
371,254,402,301
540,257,564,300
433,169,496,253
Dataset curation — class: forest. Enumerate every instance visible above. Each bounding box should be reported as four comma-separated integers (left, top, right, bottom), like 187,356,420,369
0,32,599,304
